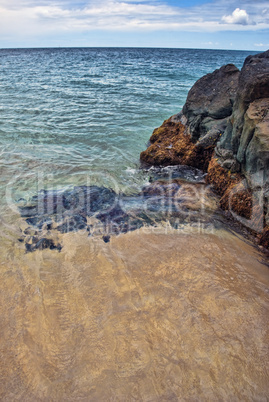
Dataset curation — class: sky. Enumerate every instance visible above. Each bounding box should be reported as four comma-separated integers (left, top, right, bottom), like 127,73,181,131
0,0,268,50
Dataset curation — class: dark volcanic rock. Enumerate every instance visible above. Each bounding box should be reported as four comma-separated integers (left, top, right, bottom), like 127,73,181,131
57,214,87,233
25,238,62,252
96,204,126,223
19,186,116,223
19,186,117,223
19,185,147,244
17,186,120,250
140,64,240,169
102,235,110,243
26,216,53,230
219,50,269,153
182,63,240,141
96,203,144,235
19,205,38,218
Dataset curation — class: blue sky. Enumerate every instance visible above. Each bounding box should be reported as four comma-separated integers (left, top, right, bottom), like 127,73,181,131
0,0,268,50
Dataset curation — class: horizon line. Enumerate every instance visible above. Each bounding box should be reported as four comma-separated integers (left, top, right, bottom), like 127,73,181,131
0,46,260,53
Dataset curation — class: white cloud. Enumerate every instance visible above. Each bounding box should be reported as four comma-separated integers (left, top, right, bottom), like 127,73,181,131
221,8,252,25
0,0,267,39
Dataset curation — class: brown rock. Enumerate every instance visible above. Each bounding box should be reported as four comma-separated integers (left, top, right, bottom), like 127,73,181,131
140,118,214,171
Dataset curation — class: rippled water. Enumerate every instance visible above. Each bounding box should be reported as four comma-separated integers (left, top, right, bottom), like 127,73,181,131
0,48,257,195
0,48,268,400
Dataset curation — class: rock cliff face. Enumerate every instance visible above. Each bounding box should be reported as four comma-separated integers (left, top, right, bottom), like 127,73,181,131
140,50,269,250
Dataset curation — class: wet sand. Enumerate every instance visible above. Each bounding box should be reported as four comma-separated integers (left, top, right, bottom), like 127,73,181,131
0,226,268,401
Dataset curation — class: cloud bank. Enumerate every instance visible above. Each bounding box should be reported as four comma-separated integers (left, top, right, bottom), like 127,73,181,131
0,0,268,33
0,0,268,48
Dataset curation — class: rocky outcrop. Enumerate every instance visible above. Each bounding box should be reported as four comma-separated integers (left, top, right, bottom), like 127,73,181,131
181,63,240,142
141,62,240,170
140,50,269,250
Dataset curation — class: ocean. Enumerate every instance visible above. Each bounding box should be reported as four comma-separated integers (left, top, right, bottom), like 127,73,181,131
0,48,258,197
0,48,268,400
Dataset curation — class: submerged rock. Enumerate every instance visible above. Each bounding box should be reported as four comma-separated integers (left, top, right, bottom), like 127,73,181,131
19,186,117,221
102,235,110,243
18,177,220,251
57,214,87,234
25,238,62,252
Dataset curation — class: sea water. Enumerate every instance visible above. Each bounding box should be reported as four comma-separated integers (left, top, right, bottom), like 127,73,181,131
0,48,257,197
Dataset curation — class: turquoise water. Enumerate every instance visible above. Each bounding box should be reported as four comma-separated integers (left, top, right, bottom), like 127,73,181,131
0,48,256,201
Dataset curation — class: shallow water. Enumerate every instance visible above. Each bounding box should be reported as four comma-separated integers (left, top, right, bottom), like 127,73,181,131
0,48,268,400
